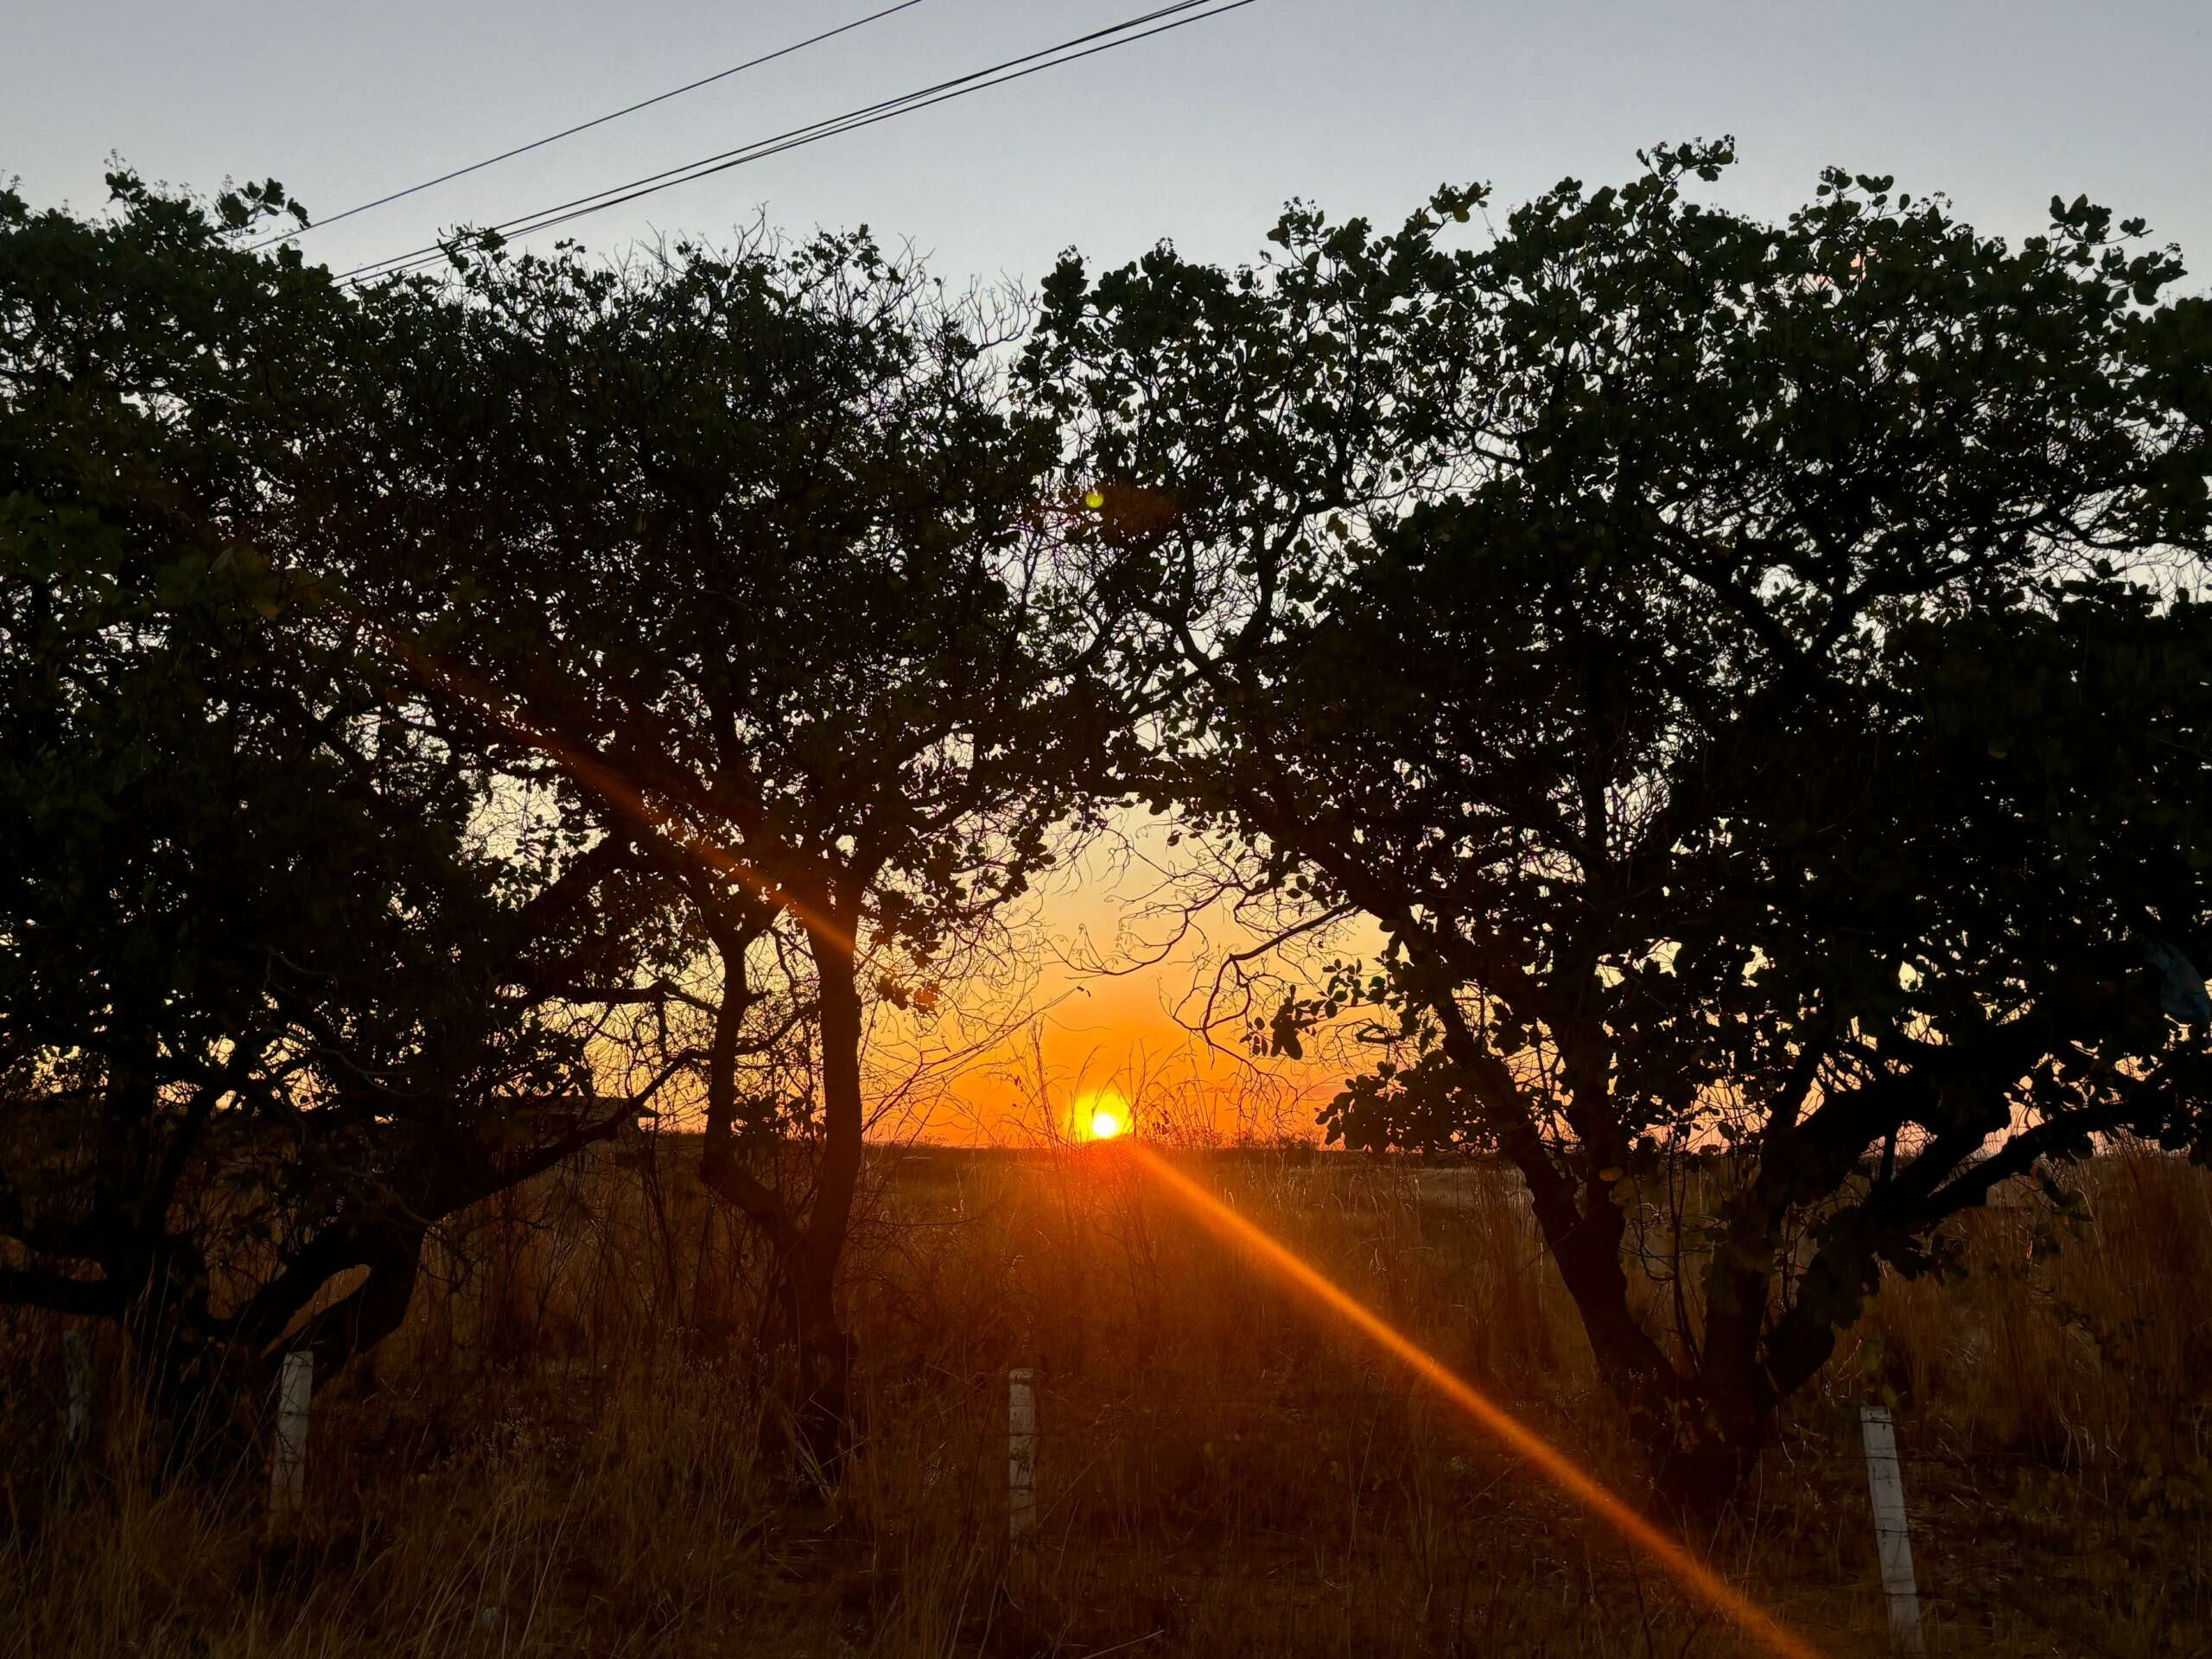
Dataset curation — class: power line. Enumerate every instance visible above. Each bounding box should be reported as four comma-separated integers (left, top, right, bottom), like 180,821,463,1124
336,0,1254,286
484,3,1238,260
337,0,1219,283
251,0,931,251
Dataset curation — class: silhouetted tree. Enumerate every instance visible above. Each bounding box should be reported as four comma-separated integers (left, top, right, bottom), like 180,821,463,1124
1029,143,2212,1503
352,229,1114,1461
0,177,675,1448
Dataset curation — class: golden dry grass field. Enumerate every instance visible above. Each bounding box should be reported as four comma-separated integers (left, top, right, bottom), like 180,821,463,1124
5,1141,2209,1659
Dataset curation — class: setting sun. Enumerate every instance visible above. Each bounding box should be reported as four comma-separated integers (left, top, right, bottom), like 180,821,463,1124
1075,1090,1128,1141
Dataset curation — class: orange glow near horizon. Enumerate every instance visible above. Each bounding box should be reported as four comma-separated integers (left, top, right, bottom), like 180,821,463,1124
1075,1089,1129,1141
1127,1144,1825,1659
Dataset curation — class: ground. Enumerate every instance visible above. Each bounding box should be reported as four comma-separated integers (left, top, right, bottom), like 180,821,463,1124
5,1143,2208,1656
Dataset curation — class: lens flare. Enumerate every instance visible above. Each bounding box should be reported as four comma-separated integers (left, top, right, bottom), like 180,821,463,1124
345,607,853,954
1129,1146,1823,1659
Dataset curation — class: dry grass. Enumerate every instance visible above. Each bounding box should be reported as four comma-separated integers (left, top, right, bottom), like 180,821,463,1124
5,1140,2210,1658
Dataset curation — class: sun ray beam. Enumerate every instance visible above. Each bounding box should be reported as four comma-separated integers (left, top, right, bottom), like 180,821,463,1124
296,567,855,953
1128,1145,1825,1659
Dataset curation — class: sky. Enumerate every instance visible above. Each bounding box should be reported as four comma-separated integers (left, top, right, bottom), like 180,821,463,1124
10,0,2211,1138
10,1,2209,295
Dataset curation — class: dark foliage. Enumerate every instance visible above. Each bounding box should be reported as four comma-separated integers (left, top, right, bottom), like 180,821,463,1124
1027,141,2212,1503
0,177,665,1449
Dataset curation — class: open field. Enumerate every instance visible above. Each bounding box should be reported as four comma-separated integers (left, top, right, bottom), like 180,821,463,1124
5,1141,2210,1659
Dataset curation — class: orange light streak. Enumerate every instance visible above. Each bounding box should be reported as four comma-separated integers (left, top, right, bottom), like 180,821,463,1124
1128,1144,1824,1659
313,575,855,954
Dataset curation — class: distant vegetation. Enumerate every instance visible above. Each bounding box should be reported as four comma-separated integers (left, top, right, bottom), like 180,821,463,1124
3,131,2209,1617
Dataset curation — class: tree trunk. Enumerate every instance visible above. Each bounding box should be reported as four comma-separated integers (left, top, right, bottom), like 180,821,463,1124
1536,1195,1715,1499
1427,993,1753,1505
786,1237,856,1472
125,1264,252,1475
696,904,868,1474
1656,1377,1775,1516
1559,1262,1775,1511
790,912,865,1471
1497,1140,1777,1510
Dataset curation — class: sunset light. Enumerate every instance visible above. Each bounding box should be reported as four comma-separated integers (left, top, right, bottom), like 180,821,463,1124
1130,1146,1823,1659
1077,1091,1128,1141
13,13,2196,1652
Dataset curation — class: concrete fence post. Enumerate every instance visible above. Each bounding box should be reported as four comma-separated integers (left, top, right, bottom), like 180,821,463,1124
1008,1365,1038,1544
270,1350,313,1520
1860,1404,1925,1656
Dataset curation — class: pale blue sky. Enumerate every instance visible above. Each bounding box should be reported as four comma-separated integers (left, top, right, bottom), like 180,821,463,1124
7,0,2209,290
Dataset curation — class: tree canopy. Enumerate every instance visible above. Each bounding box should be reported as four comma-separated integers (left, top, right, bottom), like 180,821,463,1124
6,144,2210,1507
0,176,671,1440
317,226,1117,1455
1028,140,2212,1500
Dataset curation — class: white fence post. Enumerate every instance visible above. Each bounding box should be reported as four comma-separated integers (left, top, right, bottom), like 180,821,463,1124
1008,1365,1038,1544
270,1350,313,1521
1860,1404,1925,1656
62,1328,92,1452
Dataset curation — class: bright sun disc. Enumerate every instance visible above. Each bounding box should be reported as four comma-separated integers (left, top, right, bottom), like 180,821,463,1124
1089,1108,1124,1140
